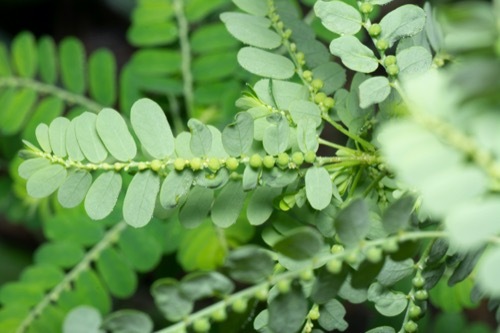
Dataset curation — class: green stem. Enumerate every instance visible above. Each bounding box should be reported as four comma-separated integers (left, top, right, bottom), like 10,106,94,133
16,221,128,333
322,114,376,152
173,0,194,119
318,138,357,153
0,76,103,113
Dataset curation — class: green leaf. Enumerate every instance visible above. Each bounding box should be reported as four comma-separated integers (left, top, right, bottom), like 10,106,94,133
44,208,104,246
330,36,379,73
477,247,500,297
123,170,160,228
232,0,268,16
57,170,92,208
192,51,238,82
335,199,370,247
289,100,322,127
382,195,415,234
38,36,57,84
222,112,254,156
127,21,178,47
211,180,246,228
66,119,85,162
96,247,137,298
34,241,84,268
188,119,213,156
445,199,500,251
297,119,319,153
318,299,348,331
263,114,290,156
312,62,346,95
0,44,11,76
22,96,64,144
305,167,332,210
84,171,122,220
59,37,86,94
396,46,432,79
424,3,444,52
75,112,108,163
359,76,391,108
368,283,408,317
221,12,281,49
151,279,193,322
48,117,70,157
160,170,194,209
427,239,449,265
18,158,50,180
247,186,281,225
131,98,175,159
63,306,102,333
179,186,213,228
11,31,37,77
242,165,259,191
130,49,181,75
311,268,348,304
377,258,414,287
448,247,484,286
366,327,396,333
368,0,394,4
237,47,295,79
225,245,274,283
102,310,153,333
191,23,239,53
89,49,116,105
268,283,308,333
184,0,227,22
20,264,64,290
118,225,162,272
180,272,234,301
273,227,324,260
96,108,137,162
314,0,362,35
27,164,67,198
0,88,37,135
379,5,426,47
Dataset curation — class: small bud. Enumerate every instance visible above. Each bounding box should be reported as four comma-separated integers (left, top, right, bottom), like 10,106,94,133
384,55,397,66
277,152,290,168
404,320,418,333
193,318,210,332
292,151,304,166
277,279,291,294
263,155,275,169
308,307,320,321
326,259,343,274
311,79,324,91
304,151,316,163
151,159,162,172
303,70,313,81
376,39,389,51
366,247,383,264
386,64,399,76
360,2,373,14
414,289,428,301
314,92,327,104
225,157,239,170
368,24,382,37
189,157,202,171
249,154,263,169
323,97,335,109
207,157,221,172
232,298,248,313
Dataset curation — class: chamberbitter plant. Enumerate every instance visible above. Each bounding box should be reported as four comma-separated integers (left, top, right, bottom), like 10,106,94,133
0,0,500,332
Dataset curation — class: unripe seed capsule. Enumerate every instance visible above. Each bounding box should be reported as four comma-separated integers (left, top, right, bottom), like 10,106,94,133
151,160,162,172
303,70,313,81
414,289,428,301
263,155,275,169
211,307,227,322
277,152,290,168
207,158,221,172
308,307,320,321
384,55,397,66
412,275,425,289
323,97,335,109
360,2,373,14
382,238,399,253
249,154,263,169
174,158,186,171
255,287,269,301
232,298,248,313
296,52,305,62
304,151,316,163
292,151,304,166
190,157,202,171
326,259,343,274
193,318,210,332
409,305,422,319
314,92,327,104
283,29,292,39
225,157,239,170
300,269,314,281
376,39,389,51
138,162,147,170
386,64,399,76
331,244,344,254
311,79,324,91
404,320,418,333
366,247,383,264
369,24,382,37
277,279,291,294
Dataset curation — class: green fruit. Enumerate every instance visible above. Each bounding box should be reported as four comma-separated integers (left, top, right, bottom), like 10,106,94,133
323,97,335,109
296,52,305,63
376,39,389,51
382,238,399,253
190,157,202,171
369,24,381,37
211,307,227,322
174,158,186,171
150,160,162,172
308,307,320,320
409,305,422,319
304,151,316,163
277,152,289,168
386,64,399,76
404,320,418,333
207,158,221,172
412,275,425,289
225,157,239,170
330,244,344,254
277,279,291,294
300,269,314,281
263,155,275,168
311,79,324,91
292,151,304,166
414,289,428,301
314,92,327,104
346,251,359,265
249,154,262,169
138,162,147,171
232,298,248,313
360,2,373,14
193,318,210,332
366,247,383,263
384,55,397,66
326,259,342,274
255,287,269,301
303,70,313,81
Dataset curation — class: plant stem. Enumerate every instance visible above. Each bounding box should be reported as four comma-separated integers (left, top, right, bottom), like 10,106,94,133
173,0,195,119
322,114,376,152
16,221,128,333
0,76,103,113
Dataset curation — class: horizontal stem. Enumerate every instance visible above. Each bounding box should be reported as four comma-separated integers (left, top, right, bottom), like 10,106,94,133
0,76,103,113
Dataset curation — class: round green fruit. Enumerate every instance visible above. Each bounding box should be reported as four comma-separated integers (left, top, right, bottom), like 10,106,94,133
277,279,291,294
386,64,399,76
300,269,314,281
211,307,227,322
193,318,210,332
292,151,304,166
249,154,263,169
150,160,162,172
304,151,316,163
323,97,335,109
382,238,399,253
277,152,290,168
404,320,418,333
255,287,269,301
225,157,239,170
189,157,202,171
360,2,373,14
409,305,422,319
174,158,186,171
366,247,383,264
414,289,428,301
376,39,389,51
263,155,276,169
326,259,343,274
412,275,425,289
311,79,324,91
369,24,381,37
308,307,320,321
207,158,221,172
303,70,313,81
314,92,327,104
232,298,248,313
384,55,397,66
